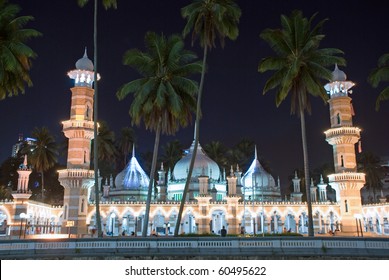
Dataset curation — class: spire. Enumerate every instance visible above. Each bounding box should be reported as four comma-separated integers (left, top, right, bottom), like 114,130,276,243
132,144,135,158
255,145,258,160
23,154,28,168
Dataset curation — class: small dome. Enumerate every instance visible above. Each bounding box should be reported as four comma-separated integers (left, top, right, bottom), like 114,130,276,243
114,152,149,189
331,64,347,81
75,48,94,71
241,148,276,188
173,141,220,181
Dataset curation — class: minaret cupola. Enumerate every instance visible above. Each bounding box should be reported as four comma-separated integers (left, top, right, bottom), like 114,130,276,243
67,48,100,88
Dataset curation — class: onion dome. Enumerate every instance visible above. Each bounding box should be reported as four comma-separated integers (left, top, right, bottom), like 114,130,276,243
75,48,94,71
114,148,150,189
331,64,347,82
173,141,220,181
241,146,275,188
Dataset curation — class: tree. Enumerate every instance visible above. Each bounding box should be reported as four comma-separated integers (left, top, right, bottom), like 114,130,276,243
357,152,385,202
177,0,241,236
28,127,59,201
0,0,41,99
258,10,345,236
116,32,202,237
204,140,228,174
160,140,183,180
91,121,117,188
226,138,255,172
77,0,117,238
368,53,389,111
117,127,136,167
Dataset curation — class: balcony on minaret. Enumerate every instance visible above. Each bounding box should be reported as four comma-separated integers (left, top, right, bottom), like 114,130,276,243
62,120,94,134
324,64,354,98
324,127,361,144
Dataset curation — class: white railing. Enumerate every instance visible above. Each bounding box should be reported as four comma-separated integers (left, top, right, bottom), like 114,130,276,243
0,237,388,259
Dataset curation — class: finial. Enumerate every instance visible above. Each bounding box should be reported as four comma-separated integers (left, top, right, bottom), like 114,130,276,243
132,144,135,157
230,165,234,176
255,145,258,160
83,47,88,58
23,154,28,168
294,171,298,179
160,162,164,170
320,174,324,184
310,178,314,187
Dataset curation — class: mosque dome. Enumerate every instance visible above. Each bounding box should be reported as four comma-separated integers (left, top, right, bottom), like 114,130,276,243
173,141,220,181
241,148,276,188
114,150,150,190
331,64,347,81
75,48,94,71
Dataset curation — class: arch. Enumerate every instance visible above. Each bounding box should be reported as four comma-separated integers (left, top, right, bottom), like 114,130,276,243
210,208,227,235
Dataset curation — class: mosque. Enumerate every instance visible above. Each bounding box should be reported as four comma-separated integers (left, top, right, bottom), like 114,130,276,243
0,51,388,238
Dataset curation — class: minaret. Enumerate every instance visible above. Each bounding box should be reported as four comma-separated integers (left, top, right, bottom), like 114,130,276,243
290,171,303,202
157,161,167,201
10,155,32,237
58,49,99,235
324,65,365,234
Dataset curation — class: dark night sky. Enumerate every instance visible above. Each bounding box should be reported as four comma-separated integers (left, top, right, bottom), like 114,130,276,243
1,0,389,188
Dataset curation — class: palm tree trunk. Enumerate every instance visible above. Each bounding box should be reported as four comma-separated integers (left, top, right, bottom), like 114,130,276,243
93,0,102,238
41,171,44,201
174,45,208,236
142,118,162,237
299,103,314,237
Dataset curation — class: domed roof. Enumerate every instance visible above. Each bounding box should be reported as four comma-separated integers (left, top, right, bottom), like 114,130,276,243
173,141,220,181
241,147,275,188
75,48,94,71
114,148,149,189
331,64,347,81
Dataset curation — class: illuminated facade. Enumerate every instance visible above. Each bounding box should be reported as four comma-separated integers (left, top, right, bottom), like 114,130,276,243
0,58,388,238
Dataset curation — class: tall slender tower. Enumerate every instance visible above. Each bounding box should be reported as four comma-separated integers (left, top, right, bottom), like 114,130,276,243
324,65,365,234
10,155,32,237
58,49,99,235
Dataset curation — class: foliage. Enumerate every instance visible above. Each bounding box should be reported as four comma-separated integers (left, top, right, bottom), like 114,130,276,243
117,32,202,236
77,0,117,9
176,0,241,237
182,0,241,49
0,0,41,100
368,53,389,110
28,127,59,201
0,156,22,190
117,127,136,167
160,140,183,179
357,151,385,202
92,121,118,187
258,10,345,237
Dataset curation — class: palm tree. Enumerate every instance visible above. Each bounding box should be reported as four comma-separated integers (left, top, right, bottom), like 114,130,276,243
368,53,389,111
160,140,183,180
357,152,385,203
77,0,117,238
91,121,118,188
258,10,345,236
177,0,241,236
29,127,59,201
117,127,136,167
204,140,228,174
116,32,202,237
0,0,41,100
227,138,255,171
